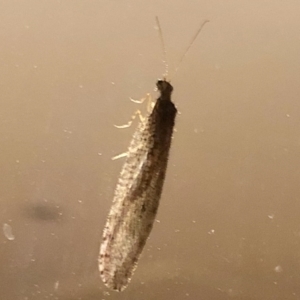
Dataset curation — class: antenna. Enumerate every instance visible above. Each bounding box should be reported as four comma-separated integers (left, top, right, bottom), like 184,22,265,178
171,19,209,79
155,16,169,80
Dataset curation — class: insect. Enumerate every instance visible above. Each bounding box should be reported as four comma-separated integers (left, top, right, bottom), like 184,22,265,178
99,17,209,292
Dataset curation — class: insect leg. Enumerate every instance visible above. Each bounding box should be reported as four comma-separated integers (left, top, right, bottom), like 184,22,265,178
130,93,155,113
114,109,144,129
112,109,146,160
111,152,128,161
129,93,150,104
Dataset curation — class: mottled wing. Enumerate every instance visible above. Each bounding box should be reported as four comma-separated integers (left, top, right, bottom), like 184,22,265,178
99,98,176,291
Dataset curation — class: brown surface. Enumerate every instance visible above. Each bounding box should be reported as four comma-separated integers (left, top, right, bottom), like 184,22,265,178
1,1,300,299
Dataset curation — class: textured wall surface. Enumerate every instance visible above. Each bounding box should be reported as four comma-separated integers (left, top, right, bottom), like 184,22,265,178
1,1,300,299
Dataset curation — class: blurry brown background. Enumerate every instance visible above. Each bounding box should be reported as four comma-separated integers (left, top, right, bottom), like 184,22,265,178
1,1,300,299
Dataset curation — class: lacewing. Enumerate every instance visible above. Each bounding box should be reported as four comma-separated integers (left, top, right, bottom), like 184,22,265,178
99,17,209,292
